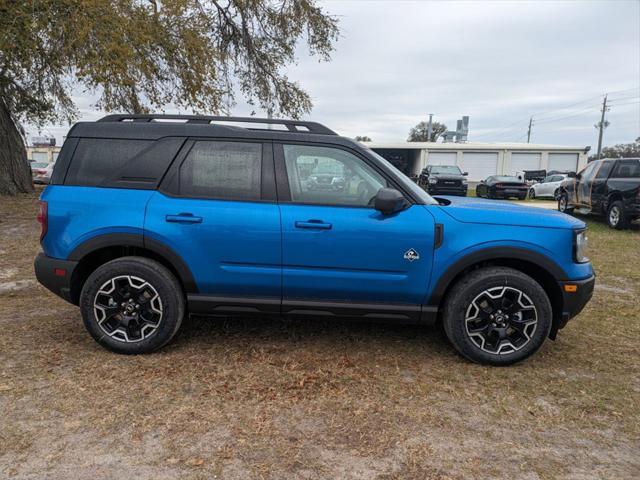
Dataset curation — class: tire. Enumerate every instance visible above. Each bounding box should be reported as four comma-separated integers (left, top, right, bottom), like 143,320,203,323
607,200,629,230
529,188,536,200
558,192,573,213
80,256,185,354
553,188,560,200
442,267,552,366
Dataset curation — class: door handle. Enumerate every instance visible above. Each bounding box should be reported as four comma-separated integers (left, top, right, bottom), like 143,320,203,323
295,220,332,230
166,213,203,224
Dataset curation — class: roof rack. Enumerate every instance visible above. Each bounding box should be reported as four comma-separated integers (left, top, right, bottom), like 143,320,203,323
97,114,337,135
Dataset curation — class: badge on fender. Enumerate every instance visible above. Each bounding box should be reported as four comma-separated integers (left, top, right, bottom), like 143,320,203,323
404,249,420,262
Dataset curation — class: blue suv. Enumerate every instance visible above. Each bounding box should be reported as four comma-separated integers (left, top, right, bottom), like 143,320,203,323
34,115,595,365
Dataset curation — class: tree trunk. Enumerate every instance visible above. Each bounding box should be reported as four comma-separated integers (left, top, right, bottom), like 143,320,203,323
0,101,33,196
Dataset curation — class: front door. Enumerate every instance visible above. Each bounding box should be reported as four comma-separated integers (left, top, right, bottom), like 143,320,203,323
275,143,435,314
576,161,599,206
145,139,281,303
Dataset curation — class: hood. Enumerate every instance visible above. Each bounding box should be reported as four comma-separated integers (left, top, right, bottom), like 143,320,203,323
431,174,465,180
435,196,585,229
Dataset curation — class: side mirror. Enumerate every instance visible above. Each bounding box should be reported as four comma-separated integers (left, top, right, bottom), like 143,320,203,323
463,172,468,176
374,188,409,215
567,171,577,178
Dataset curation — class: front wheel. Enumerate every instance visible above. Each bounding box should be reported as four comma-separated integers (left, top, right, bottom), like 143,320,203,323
558,192,573,213
443,267,552,365
529,188,536,200
607,201,629,229
80,257,185,354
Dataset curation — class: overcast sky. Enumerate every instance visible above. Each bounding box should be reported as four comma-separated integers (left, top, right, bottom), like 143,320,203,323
28,0,640,148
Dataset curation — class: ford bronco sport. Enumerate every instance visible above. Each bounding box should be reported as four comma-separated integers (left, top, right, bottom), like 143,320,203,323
34,115,595,365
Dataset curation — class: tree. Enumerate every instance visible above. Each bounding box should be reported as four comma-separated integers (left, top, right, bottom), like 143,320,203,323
407,121,447,142
354,135,372,142
588,138,640,161
0,1,339,195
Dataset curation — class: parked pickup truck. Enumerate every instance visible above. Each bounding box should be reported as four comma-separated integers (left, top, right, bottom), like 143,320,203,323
35,115,594,365
558,158,640,229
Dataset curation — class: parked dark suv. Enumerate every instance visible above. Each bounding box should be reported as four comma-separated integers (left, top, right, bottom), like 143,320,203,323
418,165,468,196
558,158,640,229
34,114,595,365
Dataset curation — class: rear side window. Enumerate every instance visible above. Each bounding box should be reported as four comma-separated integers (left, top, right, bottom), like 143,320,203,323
611,160,640,178
178,141,262,200
65,139,152,186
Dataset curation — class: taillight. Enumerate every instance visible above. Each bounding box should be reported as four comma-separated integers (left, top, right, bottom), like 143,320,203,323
37,201,48,241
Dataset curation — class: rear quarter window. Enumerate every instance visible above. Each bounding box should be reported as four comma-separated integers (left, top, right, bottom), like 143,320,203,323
64,139,153,186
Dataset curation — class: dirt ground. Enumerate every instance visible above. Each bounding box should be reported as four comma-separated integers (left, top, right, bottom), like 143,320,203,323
1,190,639,479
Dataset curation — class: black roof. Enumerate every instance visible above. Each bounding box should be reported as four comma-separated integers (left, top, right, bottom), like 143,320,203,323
68,114,354,146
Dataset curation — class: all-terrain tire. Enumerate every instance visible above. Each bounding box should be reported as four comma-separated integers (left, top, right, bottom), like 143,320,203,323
607,200,630,230
442,267,552,366
558,192,573,213
80,257,185,354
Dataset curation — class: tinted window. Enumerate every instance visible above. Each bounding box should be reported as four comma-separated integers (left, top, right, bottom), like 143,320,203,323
65,139,152,186
283,145,387,206
595,161,614,179
179,141,262,200
611,160,640,178
550,175,564,182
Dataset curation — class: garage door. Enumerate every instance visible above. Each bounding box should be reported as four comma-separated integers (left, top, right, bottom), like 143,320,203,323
462,152,498,181
548,153,578,172
511,153,541,174
427,152,457,166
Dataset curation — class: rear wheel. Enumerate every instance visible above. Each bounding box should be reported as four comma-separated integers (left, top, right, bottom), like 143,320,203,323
607,201,629,229
80,257,185,354
443,267,552,365
558,192,573,213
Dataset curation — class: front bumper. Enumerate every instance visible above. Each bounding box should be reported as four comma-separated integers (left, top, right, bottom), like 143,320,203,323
34,253,78,304
554,274,595,335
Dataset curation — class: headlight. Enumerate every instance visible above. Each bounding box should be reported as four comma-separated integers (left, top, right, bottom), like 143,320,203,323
428,178,437,184
574,230,589,263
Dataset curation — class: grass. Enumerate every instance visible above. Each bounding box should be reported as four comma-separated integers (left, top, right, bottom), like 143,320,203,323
0,190,638,479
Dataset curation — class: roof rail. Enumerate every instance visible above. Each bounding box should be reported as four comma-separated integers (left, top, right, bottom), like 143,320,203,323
97,114,337,135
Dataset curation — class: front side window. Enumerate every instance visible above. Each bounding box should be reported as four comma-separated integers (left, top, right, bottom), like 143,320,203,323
179,141,262,200
283,145,387,206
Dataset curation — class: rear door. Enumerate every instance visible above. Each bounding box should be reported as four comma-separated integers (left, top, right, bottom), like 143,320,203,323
275,143,435,318
145,139,281,309
591,160,614,212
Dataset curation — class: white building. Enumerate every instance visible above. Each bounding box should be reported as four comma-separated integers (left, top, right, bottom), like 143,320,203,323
366,142,590,182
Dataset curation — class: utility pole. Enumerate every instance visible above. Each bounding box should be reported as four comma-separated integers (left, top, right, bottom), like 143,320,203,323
596,94,609,160
526,117,533,143
426,113,434,142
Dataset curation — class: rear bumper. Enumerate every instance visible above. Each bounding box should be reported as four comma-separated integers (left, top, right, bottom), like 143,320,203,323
555,275,595,332
34,253,78,304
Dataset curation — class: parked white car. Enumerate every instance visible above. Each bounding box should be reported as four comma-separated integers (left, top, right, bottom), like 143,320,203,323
528,173,568,199
33,162,55,185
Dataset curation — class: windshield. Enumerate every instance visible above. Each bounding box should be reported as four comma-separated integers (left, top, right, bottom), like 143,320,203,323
366,149,439,205
430,165,462,175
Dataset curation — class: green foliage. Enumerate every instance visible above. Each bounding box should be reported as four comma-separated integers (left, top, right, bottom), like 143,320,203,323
0,0,339,125
354,135,372,142
589,138,640,161
407,121,447,142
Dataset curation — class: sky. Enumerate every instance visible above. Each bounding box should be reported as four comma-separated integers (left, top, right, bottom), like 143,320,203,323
27,0,640,149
